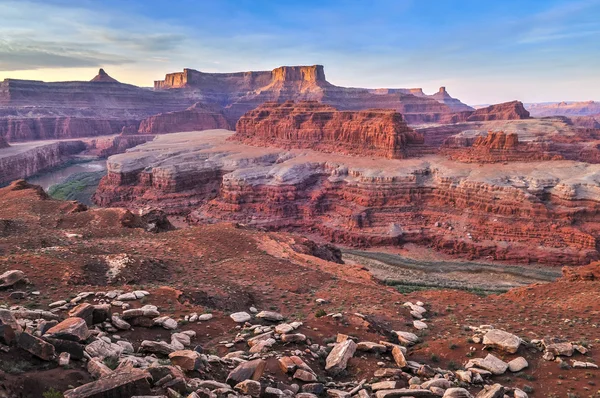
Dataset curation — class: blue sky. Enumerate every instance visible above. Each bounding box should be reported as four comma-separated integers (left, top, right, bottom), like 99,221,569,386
0,0,598,104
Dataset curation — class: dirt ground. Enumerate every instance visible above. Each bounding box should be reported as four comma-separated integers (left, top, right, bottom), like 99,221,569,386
0,181,599,396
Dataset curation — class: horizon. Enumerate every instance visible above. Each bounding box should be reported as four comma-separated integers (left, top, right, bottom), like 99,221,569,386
0,0,599,105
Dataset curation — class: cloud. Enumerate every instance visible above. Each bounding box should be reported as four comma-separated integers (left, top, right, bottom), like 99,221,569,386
0,38,134,71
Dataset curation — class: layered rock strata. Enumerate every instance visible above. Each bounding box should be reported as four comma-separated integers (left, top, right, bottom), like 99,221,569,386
232,101,425,159
154,65,472,124
0,135,155,185
138,103,230,134
0,141,86,185
94,130,600,265
0,69,193,141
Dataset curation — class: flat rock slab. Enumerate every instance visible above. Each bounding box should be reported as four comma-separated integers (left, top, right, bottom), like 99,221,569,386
482,329,521,354
508,356,528,372
0,270,27,288
230,312,252,323
256,310,284,321
466,354,508,375
45,317,90,342
0,309,22,345
64,368,151,398
226,358,266,386
393,331,419,346
18,332,55,361
375,389,437,398
325,339,357,374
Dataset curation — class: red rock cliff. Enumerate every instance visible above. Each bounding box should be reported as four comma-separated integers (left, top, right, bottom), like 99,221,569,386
232,101,424,158
138,103,230,134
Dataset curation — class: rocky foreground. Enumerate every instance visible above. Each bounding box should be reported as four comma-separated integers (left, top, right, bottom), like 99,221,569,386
1,181,599,397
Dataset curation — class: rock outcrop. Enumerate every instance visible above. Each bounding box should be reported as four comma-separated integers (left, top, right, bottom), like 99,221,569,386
0,136,8,148
0,70,193,141
442,131,560,163
232,101,424,159
138,103,230,134
0,135,155,185
527,101,600,117
154,65,469,124
90,68,119,83
94,130,600,265
466,101,530,122
0,141,86,185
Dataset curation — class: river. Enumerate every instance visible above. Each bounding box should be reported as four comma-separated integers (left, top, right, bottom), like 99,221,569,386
27,159,107,191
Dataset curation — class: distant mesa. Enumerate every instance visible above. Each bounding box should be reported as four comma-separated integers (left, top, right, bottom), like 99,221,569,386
90,68,119,83
138,102,230,134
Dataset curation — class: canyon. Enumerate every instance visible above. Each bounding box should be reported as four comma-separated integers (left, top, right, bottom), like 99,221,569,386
94,128,600,266
0,135,154,186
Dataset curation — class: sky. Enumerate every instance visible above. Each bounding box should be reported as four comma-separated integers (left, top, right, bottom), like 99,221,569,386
0,0,598,105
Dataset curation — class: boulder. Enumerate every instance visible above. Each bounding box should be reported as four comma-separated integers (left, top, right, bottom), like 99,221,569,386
111,315,131,330
507,357,528,372
392,345,408,368
356,341,388,353
256,311,284,321
325,339,357,374
230,312,252,323
45,337,85,359
45,317,90,342
475,384,504,398
63,368,152,398
544,341,574,357
18,332,55,360
169,350,203,371
375,389,437,398
68,303,95,325
482,330,521,354
293,369,317,382
226,358,266,386
154,316,178,330
141,340,176,355
443,388,473,398
466,354,508,375
85,339,124,360
393,331,419,346
0,270,28,288
88,357,113,379
371,381,398,391
234,379,262,397
0,308,22,345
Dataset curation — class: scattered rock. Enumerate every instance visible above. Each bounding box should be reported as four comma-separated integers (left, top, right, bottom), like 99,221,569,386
325,339,357,374
507,356,528,372
256,311,284,321
45,317,90,342
0,270,28,288
482,329,521,354
230,312,252,323
226,358,266,386
63,367,152,398
18,332,55,361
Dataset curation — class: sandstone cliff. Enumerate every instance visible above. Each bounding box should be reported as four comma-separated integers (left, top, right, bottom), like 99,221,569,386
154,65,467,124
0,141,86,185
0,117,139,141
232,101,424,159
0,69,194,141
527,101,600,117
138,103,230,134
94,130,600,266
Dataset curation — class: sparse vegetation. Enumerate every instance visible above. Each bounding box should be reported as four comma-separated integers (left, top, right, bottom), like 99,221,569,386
43,388,64,398
315,309,327,318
